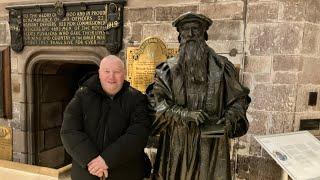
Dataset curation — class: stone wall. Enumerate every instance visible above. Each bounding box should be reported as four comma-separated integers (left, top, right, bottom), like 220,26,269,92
240,0,320,179
0,0,319,179
122,0,245,66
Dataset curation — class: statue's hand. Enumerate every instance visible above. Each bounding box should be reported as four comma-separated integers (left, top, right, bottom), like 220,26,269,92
216,117,232,135
186,110,209,126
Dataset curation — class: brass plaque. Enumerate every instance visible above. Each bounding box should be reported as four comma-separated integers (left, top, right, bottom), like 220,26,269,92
127,37,178,93
0,126,12,160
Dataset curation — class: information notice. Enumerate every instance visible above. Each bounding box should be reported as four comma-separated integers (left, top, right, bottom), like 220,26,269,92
255,131,320,180
23,10,107,46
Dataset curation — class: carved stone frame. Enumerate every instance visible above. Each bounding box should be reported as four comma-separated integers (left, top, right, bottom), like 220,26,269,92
23,47,105,164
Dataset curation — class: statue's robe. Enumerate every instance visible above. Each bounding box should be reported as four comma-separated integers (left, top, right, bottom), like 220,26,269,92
150,48,251,180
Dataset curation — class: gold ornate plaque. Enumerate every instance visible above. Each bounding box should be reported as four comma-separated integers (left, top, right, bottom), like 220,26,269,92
127,37,178,93
0,126,12,161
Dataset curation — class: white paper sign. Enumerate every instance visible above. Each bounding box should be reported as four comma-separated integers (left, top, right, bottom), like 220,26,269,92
255,131,320,180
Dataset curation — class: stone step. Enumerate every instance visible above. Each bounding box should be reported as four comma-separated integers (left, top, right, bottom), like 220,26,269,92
0,160,71,180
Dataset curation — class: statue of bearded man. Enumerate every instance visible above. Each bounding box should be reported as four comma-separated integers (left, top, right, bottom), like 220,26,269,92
149,12,251,180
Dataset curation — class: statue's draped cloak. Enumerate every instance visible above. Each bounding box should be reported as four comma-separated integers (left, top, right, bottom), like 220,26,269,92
151,48,250,180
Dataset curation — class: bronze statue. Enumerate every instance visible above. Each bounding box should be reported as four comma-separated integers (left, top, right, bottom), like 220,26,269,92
148,12,251,180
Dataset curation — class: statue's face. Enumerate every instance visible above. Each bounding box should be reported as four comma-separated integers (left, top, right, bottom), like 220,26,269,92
179,22,205,42
177,21,208,84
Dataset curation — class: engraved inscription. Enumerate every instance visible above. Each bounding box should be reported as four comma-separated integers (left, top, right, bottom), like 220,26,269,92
23,10,107,46
127,37,178,93
8,1,125,53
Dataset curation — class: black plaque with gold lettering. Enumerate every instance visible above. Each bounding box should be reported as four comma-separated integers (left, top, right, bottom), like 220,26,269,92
7,0,126,54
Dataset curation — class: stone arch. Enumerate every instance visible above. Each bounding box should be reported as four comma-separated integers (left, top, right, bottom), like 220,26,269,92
22,47,106,165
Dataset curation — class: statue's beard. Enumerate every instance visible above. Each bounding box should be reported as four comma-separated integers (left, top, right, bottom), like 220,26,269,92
178,38,208,84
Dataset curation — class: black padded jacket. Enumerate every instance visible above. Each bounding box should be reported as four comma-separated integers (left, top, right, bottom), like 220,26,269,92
61,74,151,180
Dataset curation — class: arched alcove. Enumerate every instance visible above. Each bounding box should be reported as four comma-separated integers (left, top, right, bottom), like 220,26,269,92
23,50,104,167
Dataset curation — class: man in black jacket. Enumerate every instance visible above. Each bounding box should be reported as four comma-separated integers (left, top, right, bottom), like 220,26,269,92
61,55,151,180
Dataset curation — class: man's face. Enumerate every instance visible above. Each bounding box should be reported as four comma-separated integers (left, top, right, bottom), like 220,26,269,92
179,21,204,42
99,58,125,96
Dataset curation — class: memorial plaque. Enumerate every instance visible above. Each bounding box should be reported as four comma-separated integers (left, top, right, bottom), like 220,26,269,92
7,1,126,54
23,11,107,46
0,126,12,161
255,131,320,180
126,37,178,93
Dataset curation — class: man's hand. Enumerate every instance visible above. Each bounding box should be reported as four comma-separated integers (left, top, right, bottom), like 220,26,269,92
186,110,209,126
88,155,108,178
